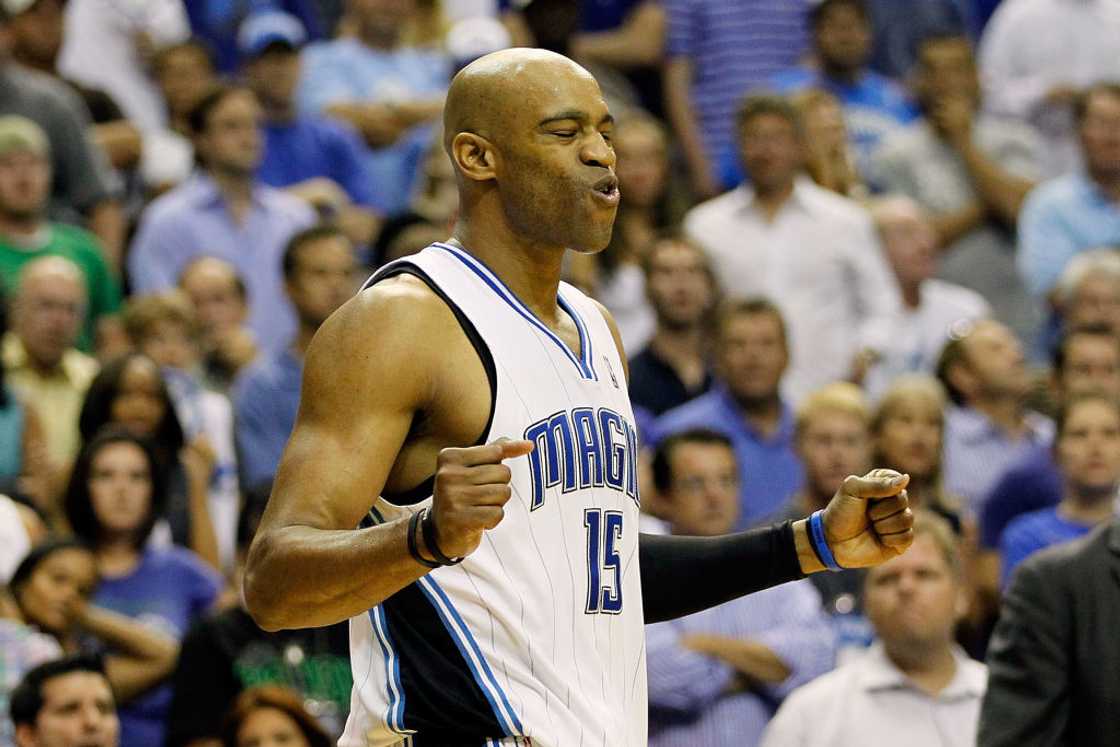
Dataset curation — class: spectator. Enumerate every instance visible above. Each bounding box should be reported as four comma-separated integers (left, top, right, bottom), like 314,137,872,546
1017,83,1120,299
663,0,811,196
0,284,48,515
762,512,986,747
978,0,1120,177
2,257,97,499
0,117,122,353
128,85,317,356
297,0,450,216
56,0,189,133
371,212,447,266
233,225,358,493
2,0,142,173
185,0,322,74
685,94,899,403
572,111,681,352
165,493,351,747
409,134,458,229
0,19,123,269
177,257,259,392
864,0,972,80
7,539,179,709
980,325,1120,565
978,518,1120,747
936,319,1053,513
645,428,835,747
220,685,332,747
9,654,119,747
146,39,219,192
871,375,964,533
859,196,990,400
789,89,867,199
770,0,917,176
870,32,1040,346
998,392,1120,588
0,610,60,747
653,299,803,528
1051,249,1120,339
628,237,715,424
240,11,382,249
786,382,875,656
63,429,223,747
77,354,219,568
122,292,241,572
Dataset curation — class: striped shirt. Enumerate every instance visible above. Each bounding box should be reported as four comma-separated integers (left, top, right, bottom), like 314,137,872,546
646,579,836,747
999,506,1101,589
664,0,811,181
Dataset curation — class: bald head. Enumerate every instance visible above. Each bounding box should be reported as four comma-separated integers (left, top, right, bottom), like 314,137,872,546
14,256,86,368
443,48,596,157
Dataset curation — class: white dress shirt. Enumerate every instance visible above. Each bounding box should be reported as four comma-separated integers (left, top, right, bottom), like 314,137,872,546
761,642,988,747
684,177,900,403
978,0,1120,176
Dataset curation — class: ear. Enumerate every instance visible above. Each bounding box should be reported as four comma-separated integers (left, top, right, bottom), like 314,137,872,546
450,132,497,183
15,722,39,747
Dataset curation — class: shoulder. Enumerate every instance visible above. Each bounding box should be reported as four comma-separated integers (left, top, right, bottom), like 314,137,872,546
778,662,856,712
684,189,746,232
1003,507,1059,542
3,65,84,114
769,67,815,91
799,181,873,227
1022,174,1083,214
923,279,991,317
148,546,220,580
135,182,201,227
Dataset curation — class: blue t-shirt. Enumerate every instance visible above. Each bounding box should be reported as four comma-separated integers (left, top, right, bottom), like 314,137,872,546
258,116,379,208
186,0,323,72
232,348,303,491
999,507,1096,589
94,547,222,747
979,446,1063,550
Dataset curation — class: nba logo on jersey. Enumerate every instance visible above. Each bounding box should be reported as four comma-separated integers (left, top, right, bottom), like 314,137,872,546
603,355,619,388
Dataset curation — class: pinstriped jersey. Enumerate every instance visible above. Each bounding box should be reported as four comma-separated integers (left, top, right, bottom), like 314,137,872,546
339,243,647,747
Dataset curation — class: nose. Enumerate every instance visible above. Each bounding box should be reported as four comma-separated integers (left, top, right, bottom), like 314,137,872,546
582,132,615,170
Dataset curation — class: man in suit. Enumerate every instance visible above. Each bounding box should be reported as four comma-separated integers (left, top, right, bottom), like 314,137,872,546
979,518,1120,747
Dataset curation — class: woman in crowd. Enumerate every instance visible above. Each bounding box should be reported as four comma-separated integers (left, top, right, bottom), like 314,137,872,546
64,427,223,747
870,375,964,533
6,538,178,704
1000,392,1120,588
221,686,333,747
790,89,868,200
78,352,219,568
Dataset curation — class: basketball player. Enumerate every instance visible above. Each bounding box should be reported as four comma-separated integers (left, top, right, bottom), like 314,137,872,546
243,48,914,747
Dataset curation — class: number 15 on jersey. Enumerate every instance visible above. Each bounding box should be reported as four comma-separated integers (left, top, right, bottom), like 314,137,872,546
584,508,623,614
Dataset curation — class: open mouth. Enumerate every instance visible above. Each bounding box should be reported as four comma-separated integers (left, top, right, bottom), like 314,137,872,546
591,174,621,206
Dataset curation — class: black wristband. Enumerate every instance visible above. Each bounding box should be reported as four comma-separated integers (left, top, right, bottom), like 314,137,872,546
407,509,441,569
421,507,464,566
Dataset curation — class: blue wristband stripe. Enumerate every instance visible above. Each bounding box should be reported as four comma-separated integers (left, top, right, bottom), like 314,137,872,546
809,510,843,572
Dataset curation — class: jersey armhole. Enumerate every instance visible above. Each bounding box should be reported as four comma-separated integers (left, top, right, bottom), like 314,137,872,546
371,263,497,506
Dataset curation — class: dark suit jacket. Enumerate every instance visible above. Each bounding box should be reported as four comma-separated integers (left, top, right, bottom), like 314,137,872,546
978,519,1120,747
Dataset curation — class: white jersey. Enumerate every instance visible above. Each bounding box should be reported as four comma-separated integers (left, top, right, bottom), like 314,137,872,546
340,243,647,747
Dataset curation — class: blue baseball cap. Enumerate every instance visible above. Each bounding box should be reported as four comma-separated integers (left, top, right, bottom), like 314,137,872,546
238,10,307,59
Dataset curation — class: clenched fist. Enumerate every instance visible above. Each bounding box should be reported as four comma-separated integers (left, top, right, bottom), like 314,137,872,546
429,438,535,559
822,468,914,569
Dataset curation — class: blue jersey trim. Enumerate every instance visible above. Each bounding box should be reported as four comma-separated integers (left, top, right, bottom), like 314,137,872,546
417,575,524,736
432,242,596,380
369,605,411,734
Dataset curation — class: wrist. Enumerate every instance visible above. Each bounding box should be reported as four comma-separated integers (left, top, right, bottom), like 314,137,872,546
793,519,825,575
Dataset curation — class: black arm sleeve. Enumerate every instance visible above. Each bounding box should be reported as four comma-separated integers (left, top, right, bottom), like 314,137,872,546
639,521,806,624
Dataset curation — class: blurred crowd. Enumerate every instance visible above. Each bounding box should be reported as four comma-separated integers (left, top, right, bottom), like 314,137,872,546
0,0,1118,746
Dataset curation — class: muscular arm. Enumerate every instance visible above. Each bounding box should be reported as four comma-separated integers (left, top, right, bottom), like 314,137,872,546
243,279,448,631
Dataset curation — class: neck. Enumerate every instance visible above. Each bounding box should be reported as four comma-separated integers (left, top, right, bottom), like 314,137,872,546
650,323,704,361
971,396,1024,437
360,26,399,52
262,99,296,124
0,212,45,240
452,215,566,324
820,61,860,86
884,639,959,696
754,180,795,221
1060,485,1117,523
96,537,140,576
208,168,254,222
736,392,783,437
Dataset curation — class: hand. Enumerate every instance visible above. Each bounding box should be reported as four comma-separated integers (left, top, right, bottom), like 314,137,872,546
181,436,217,488
821,469,913,569
429,438,534,558
212,327,259,373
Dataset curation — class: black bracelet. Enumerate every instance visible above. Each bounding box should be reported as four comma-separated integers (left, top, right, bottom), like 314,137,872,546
421,507,465,566
407,510,441,569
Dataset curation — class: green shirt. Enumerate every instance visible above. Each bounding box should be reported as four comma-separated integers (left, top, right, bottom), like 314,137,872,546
0,223,121,351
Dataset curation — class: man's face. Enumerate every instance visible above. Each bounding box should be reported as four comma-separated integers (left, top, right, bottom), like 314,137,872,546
614,120,667,210
8,0,65,70
879,205,939,287
348,0,415,44
815,3,871,74
0,150,51,221
1055,397,1120,492
1079,91,1120,179
645,242,713,331
664,442,740,536
874,394,943,483
1059,333,1120,398
179,259,248,337
958,320,1029,401
716,312,788,404
865,534,960,653
139,319,198,371
1067,272,1120,333
156,46,216,119
286,236,359,328
494,67,619,253
16,672,119,747
195,91,263,176
15,274,85,369
915,37,980,110
243,47,301,112
797,410,871,497
738,113,802,194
